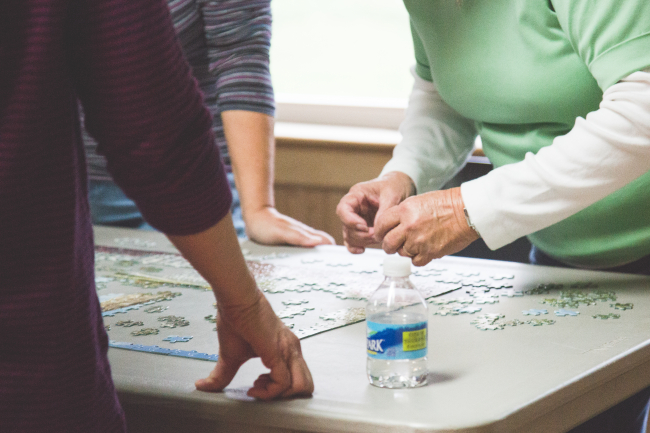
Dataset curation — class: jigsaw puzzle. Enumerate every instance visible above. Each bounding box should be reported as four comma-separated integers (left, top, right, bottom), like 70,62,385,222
96,239,637,361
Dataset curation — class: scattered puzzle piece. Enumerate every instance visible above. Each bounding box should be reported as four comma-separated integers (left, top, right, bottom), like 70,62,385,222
163,335,193,343
102,305,142,317
554,309,579,317
503,319,525,327
471,313,504,323
490,274,515,281
115,320,144,327
525,286,549,295
611,303,633,311
592,313,621,320
277,306,315,319
522,309,548,316
319,308,365,323
158,315,189,328
262,285,288,294
470,313,505,330
527,319,544,326
465,288,490,297
461,277,487,288
286,284,314,293
435,277,462,284
131,328,159,336
412,270,440,277
430,297,473,305
454,306,482,314
476,323,504,331
282,299,309,306
434,307,460,316
475,297,499,304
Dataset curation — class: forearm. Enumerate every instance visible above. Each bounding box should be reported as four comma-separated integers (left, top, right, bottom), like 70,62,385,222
462,69,650,250
222,110,275,220
381,67,477,194
169,212,315,399
166,213,259,308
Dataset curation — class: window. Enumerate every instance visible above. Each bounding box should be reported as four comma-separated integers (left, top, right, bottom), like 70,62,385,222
270,0,414,127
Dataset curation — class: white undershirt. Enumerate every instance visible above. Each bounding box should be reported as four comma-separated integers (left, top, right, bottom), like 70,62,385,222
381,67,650,250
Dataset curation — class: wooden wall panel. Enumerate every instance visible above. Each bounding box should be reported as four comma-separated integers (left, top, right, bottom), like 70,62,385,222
274,185,349,245
274,137,394,245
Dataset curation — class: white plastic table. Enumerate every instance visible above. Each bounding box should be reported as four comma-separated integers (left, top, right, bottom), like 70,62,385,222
95,226,650,433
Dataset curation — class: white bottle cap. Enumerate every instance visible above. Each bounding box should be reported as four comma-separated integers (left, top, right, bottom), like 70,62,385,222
383,255,412,277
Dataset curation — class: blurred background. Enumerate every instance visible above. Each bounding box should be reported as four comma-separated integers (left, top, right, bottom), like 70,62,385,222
270,0,413,100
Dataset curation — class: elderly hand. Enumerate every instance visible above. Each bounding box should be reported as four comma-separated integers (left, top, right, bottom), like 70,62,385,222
245,207,335,247
374,187,479,266
195,290,314,400
336,172,415,254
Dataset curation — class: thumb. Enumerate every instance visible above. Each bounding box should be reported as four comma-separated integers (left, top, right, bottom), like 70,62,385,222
374,190,402,229
374,205,401,242
195,357,241,392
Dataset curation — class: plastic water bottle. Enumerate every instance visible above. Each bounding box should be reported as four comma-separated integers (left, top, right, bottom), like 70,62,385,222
366,255,428,388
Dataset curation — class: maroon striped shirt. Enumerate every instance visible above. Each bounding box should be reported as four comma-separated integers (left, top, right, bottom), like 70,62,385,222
0,0,231,431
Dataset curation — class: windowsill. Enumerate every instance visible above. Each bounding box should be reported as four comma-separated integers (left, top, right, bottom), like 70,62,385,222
275,122,400,150
274,121,486,159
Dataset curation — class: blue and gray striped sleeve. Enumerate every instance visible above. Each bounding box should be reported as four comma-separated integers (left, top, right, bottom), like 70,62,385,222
201,0,275,117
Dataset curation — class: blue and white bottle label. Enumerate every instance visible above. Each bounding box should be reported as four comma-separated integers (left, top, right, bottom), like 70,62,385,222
366,321,427,360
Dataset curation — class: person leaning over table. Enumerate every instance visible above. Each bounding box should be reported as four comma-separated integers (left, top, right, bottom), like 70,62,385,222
337,1,650,432
84,0,335,247
0,1,313,432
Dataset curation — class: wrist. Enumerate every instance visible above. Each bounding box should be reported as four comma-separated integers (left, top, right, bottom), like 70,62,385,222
379,171,416,197
450,187,480,241
463,207,481,239
216,283,263,315
241,203,274,225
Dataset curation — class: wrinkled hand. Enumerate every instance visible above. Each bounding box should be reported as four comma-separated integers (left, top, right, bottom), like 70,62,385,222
374,187,479,266
336,172,415,254
195,291,314,399
244,207,334,247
